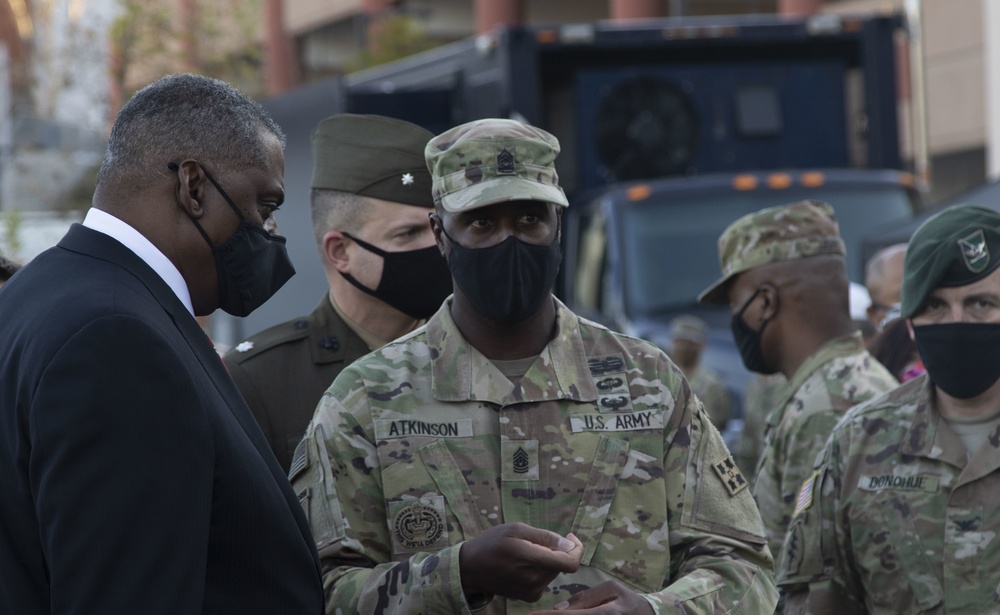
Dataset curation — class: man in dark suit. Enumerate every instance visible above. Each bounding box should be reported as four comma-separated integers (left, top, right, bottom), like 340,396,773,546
223,114,451,472
0,74,324,614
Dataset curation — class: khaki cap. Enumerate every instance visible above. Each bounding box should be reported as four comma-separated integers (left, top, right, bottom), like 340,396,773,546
699,199,846,304
311,113,434,207
670,315,707,343
424,118,568,212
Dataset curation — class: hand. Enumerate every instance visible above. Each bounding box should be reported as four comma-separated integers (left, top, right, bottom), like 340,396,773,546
529,580,654,615
459,522,583,603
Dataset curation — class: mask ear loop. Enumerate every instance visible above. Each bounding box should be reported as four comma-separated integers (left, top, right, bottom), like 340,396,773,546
340,231,390,257
168,161,224,247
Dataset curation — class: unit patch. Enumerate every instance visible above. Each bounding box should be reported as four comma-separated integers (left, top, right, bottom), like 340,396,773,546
859,473,939,492
959,229,989,272
392,501,445,552
711,454,748,496
793,471,818,517
375,418,473,440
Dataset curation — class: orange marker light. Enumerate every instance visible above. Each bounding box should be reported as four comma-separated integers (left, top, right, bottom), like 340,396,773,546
800,172,825,187
767,173,793,189
626,185,652,201
733,175,758,191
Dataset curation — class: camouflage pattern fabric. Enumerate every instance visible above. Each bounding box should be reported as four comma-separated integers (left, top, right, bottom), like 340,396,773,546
424,119,568,213
290,298,778,614
734,373,788,478
752,332,898,560
778,374,1000,614
699,200,846,304
688,367,733,432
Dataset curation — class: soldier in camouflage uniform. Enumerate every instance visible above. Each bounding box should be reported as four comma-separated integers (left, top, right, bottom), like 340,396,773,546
699,201,898,563
291,118,778,614
778,204,1000,614
666,315,734,431
734,373,787,479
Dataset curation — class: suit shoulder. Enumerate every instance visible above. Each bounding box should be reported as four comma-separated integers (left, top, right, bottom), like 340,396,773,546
224,317,311,364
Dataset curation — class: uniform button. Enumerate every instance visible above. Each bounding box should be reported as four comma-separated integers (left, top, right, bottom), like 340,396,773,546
320,335,340,352
295,320,308,329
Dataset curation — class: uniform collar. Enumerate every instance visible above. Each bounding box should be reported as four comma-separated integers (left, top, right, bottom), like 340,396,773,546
779,331,867,407
307,294,370,365
426,297,598,405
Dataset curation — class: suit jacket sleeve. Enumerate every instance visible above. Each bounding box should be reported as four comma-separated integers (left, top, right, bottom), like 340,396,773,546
31,315,215,614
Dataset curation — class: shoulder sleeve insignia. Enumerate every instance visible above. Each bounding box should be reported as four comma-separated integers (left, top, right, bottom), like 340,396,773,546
711,454,748,496
793,470,819,517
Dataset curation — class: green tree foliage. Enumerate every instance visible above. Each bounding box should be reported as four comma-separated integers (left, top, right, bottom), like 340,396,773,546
109,0,264,101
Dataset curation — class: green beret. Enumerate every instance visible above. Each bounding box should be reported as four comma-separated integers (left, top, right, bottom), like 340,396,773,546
425,118,568,213
311,113,434,207
901,204,1000,318
699,199,845,304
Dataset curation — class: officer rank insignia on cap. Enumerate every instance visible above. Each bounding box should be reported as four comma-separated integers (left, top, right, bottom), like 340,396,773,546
959,229,989,272
496,148,516,174
401,172,414,186
712,454,748,496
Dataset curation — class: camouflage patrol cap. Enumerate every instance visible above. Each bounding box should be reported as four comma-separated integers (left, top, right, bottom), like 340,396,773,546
901,204,1000,318
424,118,569,212
311,113,434,207
699,199,846,304
670,314,707,343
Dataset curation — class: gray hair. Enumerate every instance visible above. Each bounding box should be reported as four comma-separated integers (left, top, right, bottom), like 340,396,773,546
96,73,285,193
310,189,370,246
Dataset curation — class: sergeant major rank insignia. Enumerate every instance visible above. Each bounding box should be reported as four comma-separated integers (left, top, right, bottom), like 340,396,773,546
496,148,516,174
958,229,989,272
712,454,747,496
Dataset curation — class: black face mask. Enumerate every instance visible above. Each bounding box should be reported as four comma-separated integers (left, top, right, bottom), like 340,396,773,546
912,322,1000,399
443,227,562,324
175,164,295,317
339,232,452,319
731,288,778,375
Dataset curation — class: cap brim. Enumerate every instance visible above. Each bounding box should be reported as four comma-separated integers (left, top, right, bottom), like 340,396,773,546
438,177,568,213
697,274,733,305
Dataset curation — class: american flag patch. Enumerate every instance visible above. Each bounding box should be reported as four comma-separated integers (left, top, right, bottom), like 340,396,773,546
794,471,819,517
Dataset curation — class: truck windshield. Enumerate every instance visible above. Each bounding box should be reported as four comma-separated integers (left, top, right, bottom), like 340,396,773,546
620,186,915,315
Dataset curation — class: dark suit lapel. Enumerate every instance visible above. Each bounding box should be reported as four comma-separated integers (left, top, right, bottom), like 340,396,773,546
59,225,322,572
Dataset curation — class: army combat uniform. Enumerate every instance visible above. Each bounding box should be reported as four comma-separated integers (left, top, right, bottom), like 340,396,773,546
688,367,733,432
778,375,1000,614
291,299,778,614
752,331,897,559
223,295,370,472
735,373,787,478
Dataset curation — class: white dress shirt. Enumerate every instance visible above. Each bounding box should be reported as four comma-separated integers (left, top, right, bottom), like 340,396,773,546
82,208,195,316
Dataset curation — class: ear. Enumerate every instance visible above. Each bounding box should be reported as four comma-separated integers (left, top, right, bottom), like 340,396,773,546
757,284,780,323
323,230,351,273
174,159,209,218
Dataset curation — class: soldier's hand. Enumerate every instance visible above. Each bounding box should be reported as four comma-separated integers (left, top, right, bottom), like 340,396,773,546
528,580,654,615
459,522,583,603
